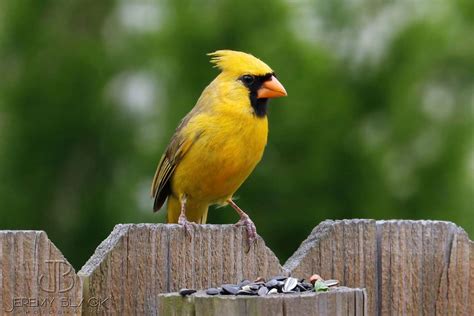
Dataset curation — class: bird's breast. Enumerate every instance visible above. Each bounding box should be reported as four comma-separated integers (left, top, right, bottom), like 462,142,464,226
172,112,268,203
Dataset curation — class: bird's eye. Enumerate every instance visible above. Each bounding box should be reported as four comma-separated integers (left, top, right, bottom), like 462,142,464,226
241,75,255,85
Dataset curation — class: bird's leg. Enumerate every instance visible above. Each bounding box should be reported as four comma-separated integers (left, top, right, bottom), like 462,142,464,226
227,199,257,244
178,195,193,237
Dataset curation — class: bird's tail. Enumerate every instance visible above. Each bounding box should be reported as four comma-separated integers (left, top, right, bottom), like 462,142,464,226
167,195,209,224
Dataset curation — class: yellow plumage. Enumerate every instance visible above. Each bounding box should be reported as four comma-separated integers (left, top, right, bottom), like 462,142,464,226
208,50,273,76
151,50,286,228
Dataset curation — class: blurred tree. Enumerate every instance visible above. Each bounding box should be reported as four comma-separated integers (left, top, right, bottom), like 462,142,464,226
0,0,472,268
0,0,135,266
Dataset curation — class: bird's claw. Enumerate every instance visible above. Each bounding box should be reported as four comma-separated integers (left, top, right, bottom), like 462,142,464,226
235,215,257,247
178,215,194,239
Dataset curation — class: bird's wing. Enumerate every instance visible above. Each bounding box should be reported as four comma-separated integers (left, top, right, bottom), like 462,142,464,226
151,114,202,212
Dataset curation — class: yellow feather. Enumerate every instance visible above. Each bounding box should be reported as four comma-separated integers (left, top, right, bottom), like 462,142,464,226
208,50,273,76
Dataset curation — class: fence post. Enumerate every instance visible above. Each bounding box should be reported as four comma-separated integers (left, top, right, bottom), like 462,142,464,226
0,231,82,315
284,219,473,315
78,224,283,314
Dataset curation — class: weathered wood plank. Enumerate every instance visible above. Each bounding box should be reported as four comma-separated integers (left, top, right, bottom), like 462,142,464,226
158,293,196,316
284,219,377,314
377,220,472,315
158,287,366,316
79,224,283,315
0,231,82,315
284,220,473,316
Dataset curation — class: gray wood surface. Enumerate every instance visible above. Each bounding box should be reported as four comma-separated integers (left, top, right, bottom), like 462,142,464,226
284,219,473,315
158,287,366,316
0,230,82,315
78,224,283,315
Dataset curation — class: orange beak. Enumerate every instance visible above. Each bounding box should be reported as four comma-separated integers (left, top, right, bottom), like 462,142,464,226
257,75,287,99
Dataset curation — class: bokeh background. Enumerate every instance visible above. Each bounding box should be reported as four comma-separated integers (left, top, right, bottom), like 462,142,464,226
0,0,473,269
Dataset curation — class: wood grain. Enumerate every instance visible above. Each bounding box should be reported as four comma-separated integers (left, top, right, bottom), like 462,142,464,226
284,220,473,316
284,219,377,313
78,224,283,315
158,287,366,316
0,230,82,315
2,220,471,315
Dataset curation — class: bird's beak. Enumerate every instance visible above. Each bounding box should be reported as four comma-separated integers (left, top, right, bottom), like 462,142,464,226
257,75,287,99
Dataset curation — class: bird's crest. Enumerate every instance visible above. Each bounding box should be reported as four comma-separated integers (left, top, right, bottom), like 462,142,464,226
208,50,273,76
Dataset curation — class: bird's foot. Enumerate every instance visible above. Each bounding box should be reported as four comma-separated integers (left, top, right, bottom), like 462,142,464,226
178,214,194,239
235,214,257,245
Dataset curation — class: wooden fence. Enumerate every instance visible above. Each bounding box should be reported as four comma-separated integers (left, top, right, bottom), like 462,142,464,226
0,220,472,315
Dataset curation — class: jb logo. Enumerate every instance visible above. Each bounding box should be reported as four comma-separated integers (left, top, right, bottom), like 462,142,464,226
5,259,109,313
38,260,75,293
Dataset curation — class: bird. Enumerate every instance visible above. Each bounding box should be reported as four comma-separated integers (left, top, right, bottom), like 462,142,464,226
151,50,287,242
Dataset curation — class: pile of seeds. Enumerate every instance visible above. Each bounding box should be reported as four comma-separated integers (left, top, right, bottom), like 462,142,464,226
179,275,339,297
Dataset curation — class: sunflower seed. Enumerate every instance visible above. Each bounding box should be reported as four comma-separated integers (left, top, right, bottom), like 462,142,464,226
258,286,269,296
324,279,339,287
296,283,307,291
242,285,252,292
268,288,278,295
179,288,196,296
237,290,255,296
265,279,278,288
249,284,260,291
239,279,251,287
206,288,220,295
301,282,313,290
283,277,298,292
222,284,239,295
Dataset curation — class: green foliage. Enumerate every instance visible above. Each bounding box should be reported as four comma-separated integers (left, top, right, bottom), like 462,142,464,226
0,0,473,268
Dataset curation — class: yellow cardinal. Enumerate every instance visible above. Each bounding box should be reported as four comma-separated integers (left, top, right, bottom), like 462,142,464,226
151,50,287,241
